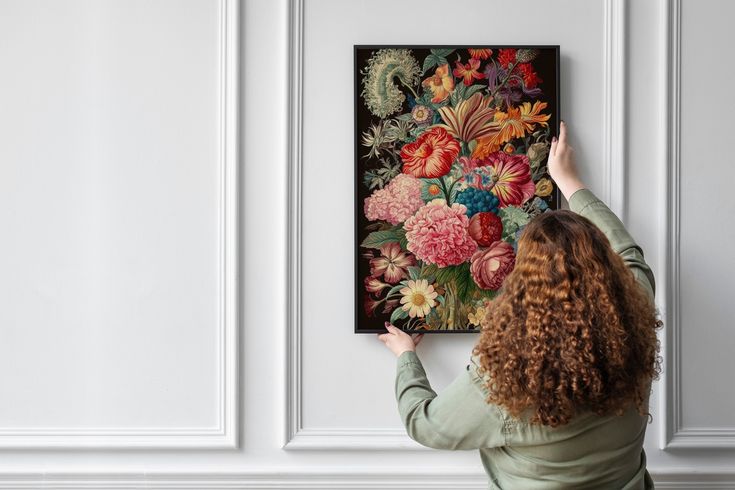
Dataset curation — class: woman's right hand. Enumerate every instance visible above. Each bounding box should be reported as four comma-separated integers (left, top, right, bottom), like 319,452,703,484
548,121,586,201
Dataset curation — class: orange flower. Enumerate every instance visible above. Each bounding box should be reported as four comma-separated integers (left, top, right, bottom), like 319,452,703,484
453,58,485,86
400,127,460,178
472,101,551,158
422,64,455,103
435,92,496,143
468,48,493,60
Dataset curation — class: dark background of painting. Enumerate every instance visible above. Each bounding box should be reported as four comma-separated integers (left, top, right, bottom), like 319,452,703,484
354,45,560,334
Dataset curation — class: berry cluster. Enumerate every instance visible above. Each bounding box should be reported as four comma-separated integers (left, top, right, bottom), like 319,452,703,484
455,187,500,217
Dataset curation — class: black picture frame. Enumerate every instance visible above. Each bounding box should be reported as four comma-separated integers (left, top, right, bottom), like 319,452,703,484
354,45,561,334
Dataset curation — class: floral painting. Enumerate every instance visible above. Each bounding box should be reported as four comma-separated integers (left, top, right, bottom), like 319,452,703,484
355,46,560,333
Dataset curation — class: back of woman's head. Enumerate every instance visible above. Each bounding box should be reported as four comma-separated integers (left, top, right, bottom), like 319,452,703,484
472,209,662,427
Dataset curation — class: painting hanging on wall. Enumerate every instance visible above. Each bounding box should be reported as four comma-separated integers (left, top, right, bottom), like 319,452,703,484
355,45,560,333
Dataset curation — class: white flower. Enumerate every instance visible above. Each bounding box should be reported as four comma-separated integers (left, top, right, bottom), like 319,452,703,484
399,279,439,318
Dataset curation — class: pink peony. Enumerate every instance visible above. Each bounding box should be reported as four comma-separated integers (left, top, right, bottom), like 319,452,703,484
470,241,516,290
364,174,424,225
403,199,478,267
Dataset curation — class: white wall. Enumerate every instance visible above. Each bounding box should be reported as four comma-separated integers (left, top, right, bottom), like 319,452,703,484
0,0,731,487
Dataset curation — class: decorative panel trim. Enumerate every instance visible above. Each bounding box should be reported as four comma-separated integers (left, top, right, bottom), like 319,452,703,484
603,0,628,220
285,0,628,450
660,0,735,450
0,0,240,449
0,471,730,489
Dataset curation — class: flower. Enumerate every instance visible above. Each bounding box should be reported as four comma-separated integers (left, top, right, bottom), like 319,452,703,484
364,174,424,225
516,62,543,88
535,177,554,197
421,179,444,201
400,127,460,178
516,49,539,63
527,141,549,164
472,101,551,158
468,212,503,246
453,58,485,86
403,199,478,267
468,48,493,60
364,293,381,317
498,49,518,68
384,118,414,141
422,63,455,103
470,241,516,290
435,93,497,143
369,242,416,283
364,276,390,294
361,121,394,159
454,187,500,217
468,303,488,326
382,298,400,314
411,105,434,125
399,279,439,318
483,152,537,207
361,49,421,118
503,143,515,154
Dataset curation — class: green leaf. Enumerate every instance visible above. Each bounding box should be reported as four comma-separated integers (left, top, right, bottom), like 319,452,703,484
386,283,405,299
396,113,414,122
360,230,401,249
431,48,455,58
422,54,441,73
390,306,409,323
464,84,486,98
407,266,422,281
499,206,531,241
450,84,466,106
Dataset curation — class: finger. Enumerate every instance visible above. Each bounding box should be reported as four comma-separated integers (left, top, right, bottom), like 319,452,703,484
550,136,558,157
558,120,567,146
413,334,424,345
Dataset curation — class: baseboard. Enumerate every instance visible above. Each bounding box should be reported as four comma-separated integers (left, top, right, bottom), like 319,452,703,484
0,471,732,489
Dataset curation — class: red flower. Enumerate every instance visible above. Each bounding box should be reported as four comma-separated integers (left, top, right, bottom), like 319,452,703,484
468,48,493,60
400,127,460,178
482,151,536,207
468,212,503,247
470,241,516,290
517,63,543,88
497,49,517,68
453,58,485,86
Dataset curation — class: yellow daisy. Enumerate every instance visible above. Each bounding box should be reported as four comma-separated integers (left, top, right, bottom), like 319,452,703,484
399,279,439,318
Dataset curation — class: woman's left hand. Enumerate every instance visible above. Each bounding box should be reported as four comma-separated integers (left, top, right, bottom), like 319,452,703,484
377,321,424,357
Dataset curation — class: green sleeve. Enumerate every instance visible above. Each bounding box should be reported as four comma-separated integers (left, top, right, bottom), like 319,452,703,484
568,188,656,302
394,350,506,450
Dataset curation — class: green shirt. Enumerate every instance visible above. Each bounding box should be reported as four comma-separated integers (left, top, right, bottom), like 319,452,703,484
394,188,656,489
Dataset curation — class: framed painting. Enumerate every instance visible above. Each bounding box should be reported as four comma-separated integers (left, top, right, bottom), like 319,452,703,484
355,45,560,334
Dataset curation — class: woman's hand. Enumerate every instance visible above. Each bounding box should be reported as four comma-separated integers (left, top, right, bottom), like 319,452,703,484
377,322,424,357
548,121,586,200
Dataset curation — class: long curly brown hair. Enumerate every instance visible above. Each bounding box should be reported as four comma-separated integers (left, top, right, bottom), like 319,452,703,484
472,209,662,427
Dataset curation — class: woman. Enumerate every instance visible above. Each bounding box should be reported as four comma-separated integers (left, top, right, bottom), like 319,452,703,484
378,122,663,489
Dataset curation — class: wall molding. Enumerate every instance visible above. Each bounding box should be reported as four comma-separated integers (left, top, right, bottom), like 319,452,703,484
285,0,629,451
0,0,241,449
0,471,730,489
603,0,628,221
660,0,735,450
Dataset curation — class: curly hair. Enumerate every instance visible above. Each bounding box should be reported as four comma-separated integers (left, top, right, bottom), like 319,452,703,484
471,209,663,427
